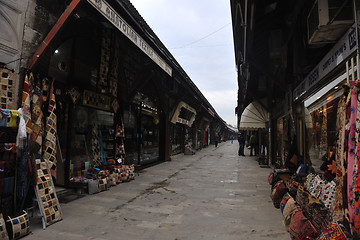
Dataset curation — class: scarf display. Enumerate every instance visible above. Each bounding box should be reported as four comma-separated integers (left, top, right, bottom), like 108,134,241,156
42,81,57,178
0,68,16,110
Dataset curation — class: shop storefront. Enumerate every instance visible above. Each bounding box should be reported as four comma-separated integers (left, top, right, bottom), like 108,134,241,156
199,117,210,149
170,101,196,155
170,124,183,155
123,92,161,165
21,0,173,186
270,24,360,238
304,88,343,170
293,24,357,168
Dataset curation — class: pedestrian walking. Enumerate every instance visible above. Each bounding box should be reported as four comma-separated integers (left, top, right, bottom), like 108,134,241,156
238,132,245,156
230,134,234,144
214,132,218,147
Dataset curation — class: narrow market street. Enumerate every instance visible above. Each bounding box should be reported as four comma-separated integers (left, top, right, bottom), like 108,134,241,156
25,142,289,240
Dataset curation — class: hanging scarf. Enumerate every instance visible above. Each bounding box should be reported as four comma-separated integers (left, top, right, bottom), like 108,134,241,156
22,73,32,133
347,85,358,228
31,77,44,155
333,88,349,223
43,80,57,178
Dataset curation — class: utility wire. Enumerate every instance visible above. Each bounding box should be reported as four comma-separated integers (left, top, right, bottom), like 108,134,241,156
172,43,232,49
170,22,231,49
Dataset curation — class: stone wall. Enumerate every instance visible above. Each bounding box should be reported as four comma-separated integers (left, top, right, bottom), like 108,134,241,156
20,0,65,70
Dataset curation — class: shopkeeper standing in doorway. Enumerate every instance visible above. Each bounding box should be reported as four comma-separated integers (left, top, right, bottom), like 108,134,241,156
238,132,245,156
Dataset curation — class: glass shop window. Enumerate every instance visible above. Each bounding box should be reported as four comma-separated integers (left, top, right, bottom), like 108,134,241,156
171,124,183,155
69,105,114,177
305,96,339,170
140,111,160,163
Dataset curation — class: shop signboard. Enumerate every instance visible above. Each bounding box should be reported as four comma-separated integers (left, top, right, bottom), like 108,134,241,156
87,0,172,76
293,24,357,101
171,101,197,127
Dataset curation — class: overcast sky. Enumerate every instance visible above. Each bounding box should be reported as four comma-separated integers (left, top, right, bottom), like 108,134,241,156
130,0,238,127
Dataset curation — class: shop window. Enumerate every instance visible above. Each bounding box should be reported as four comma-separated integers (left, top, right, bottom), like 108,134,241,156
171,124,183,155
123,108,137,164
140,114,159,162
179,108,194,121
305,97,339,170
69,106,114,177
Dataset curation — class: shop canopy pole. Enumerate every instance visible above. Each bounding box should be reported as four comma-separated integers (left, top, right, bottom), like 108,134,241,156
347,61,350,83
352,57,355,82
356,53,360,80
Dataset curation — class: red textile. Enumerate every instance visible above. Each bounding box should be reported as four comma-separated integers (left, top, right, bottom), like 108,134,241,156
290,209,319,239
271,180,288,209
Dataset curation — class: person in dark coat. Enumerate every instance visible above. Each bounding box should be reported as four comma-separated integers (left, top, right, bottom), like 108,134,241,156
214,132,219,147
249,132,258,156
238,132,245,156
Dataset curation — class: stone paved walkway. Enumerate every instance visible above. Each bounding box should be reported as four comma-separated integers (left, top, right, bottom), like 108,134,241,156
25,142,289,240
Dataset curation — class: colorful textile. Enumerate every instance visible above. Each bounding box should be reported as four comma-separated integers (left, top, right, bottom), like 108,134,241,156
99,178,108,191
333,92,347,222
283,196,297,219
66,87,81,104
305,173,316,190
99,28,110,94
111,99,119,113
308,175,325,199
285,176,301,197
41,77,49,102
31,78,44,155
289,209,318,239
316,223,350,240
98,122,105,165
21,73,32,133
0,213,9,240
342,88,352,225
6,210,30,239
354,145,360,234
296,186,331,233
0,68,16,110
353,84,360,236
347,86,358,226
271,180,287,209
284,205,301,232
91,121,101,167
320,105,328,157
287,208,319,239
8,110,18,127
280,193,291,214
0,109,10,127
320,181,336,212
34,158,63,226
43,80,57,178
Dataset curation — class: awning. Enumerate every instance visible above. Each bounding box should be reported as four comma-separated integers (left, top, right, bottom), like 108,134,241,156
239,101,269,130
